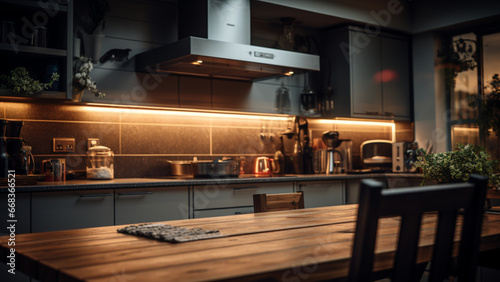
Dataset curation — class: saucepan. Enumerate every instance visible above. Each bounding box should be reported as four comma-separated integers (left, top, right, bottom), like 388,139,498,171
167,160,193,176
192,158,240,178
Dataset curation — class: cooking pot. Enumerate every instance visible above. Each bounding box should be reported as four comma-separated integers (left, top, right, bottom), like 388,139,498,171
167,160,192,176
192,159,240,178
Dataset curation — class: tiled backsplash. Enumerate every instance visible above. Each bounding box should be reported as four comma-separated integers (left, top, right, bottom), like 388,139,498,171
1,101,414,178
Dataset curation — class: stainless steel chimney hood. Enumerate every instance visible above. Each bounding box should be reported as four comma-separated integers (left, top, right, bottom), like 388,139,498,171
135,36,320,80
135,0,320,81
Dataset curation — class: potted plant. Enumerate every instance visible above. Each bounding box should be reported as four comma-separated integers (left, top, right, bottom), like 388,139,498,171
415,143,499,189
0,67,59,96
73,56,105,102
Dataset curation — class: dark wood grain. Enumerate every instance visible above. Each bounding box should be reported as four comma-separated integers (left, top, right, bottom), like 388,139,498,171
1,205,499,282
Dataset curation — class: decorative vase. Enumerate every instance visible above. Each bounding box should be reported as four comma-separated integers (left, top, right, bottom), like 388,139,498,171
82,33,105,63
72,88,84,102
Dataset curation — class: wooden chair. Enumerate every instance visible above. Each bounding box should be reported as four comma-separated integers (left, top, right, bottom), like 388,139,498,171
348,174,488,282
253,191,305,213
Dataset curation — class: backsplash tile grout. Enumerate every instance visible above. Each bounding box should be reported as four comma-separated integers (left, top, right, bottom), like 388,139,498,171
2,101,413,178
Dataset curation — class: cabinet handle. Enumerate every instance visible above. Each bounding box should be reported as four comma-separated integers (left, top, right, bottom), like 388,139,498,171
365,112,379,115
117,192,153,196
233,187,259,192
79,193,114,198
300,184,329,188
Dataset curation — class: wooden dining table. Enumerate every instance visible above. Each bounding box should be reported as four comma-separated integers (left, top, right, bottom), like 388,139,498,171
2,205,500,282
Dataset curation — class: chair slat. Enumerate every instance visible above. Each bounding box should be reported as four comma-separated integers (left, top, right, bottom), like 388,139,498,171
348,174,488,282
253,192,304,213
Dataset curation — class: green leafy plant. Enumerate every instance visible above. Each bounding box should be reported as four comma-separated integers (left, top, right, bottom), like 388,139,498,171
415,143,499,188
73,56,105,97
0,67,59,96
469,74,500,137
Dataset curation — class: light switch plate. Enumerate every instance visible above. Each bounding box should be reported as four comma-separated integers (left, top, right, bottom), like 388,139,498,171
53,138,75,153
87,138,99,150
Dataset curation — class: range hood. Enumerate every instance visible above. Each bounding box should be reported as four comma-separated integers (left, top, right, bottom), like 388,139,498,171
135,0,320,81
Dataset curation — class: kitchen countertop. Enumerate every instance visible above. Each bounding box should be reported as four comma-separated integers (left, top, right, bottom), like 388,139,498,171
1,173,423,193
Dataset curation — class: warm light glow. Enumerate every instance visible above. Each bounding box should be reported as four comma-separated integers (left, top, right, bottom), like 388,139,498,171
285,71,294,76
81,104,290,121
453,127,479,132
191,60,203,65
315,119,396,141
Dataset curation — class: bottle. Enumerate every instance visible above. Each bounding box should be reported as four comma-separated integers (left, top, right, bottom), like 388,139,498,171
46,60,60,91
1,137,8,178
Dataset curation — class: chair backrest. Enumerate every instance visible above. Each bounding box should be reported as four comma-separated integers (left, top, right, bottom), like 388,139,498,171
348,174,488,282
253,191,305,213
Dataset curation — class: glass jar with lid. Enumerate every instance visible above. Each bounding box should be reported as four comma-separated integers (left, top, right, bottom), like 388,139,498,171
86,145,114,180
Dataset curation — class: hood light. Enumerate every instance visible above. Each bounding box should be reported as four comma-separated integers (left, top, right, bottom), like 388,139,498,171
285,71,294,76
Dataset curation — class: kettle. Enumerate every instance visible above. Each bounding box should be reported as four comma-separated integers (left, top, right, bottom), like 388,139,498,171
254,157,273,176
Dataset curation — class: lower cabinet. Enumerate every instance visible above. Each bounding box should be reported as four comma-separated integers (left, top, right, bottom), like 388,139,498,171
386,177,424,188
115,187,189,225
0,192,30,236
193,182,293,218
345,178,387,204
194,207,254,218
31,190,114,233
298,180,344,208
345,180,361,204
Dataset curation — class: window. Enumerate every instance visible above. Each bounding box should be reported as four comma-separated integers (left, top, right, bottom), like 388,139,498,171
447,30,500,160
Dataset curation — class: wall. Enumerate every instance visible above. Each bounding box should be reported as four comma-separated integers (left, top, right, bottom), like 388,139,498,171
1,101,409,178
411,0,500,34
412,32,449,153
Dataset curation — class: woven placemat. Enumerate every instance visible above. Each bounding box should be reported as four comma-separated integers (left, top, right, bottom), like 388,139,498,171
117,223,225,243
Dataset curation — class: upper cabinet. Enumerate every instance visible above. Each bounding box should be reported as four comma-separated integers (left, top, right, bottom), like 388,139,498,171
0,0,73,99
321,26,412,120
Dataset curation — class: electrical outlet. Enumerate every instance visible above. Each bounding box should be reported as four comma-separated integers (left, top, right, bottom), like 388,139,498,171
53,138,75,153
87,138,100,150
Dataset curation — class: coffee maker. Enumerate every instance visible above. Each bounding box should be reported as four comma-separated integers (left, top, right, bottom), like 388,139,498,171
320,131,352,174
1,119,34,175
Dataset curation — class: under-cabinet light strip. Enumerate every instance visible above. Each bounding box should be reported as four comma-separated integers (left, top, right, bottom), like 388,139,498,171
82,103,291,121
315,119,396,141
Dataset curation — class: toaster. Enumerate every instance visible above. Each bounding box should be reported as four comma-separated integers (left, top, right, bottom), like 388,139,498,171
360,140,392,172
392,141,419,172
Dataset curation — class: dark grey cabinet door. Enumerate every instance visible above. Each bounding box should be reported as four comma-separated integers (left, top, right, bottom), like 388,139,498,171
115,187,189,225
350,31,383,116
381,36,411,119
298,180,344,208
0,193,30,236
31,190,114,233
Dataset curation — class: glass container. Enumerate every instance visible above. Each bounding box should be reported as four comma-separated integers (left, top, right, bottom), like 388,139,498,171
86,145,114,180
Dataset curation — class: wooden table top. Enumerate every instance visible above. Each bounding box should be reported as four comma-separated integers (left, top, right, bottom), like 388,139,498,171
2,205,500,282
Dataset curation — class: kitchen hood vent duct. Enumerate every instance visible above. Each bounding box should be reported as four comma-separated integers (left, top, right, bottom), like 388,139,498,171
135,0,320,81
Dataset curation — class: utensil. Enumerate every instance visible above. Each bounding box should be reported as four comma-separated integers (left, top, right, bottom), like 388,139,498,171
20,145,34,175
300,73,317,114
274,82,291,114
273,130,294,175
